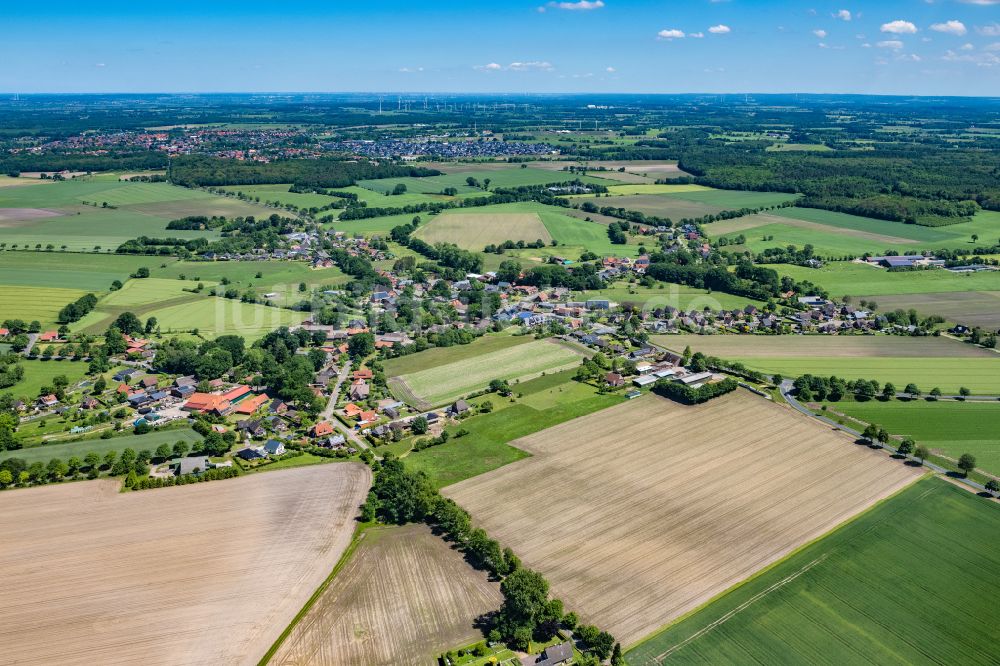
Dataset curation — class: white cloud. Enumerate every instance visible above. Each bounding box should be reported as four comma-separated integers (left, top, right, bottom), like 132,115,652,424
475,63,503,71
708,24,731,34
976,23,1000,36
881,20,917,34
834,9,852,21
897,53,922,62
877,40,904,49
813,29,828,38
398,66,425,73
95,63,106,68
943,49,1000,66
958,0,1000,4
657,29,685,40
508,61,554,71
986,42,1000,51
690,32,704,38
605,66,616,72
930,20,967,35
544,0,604,10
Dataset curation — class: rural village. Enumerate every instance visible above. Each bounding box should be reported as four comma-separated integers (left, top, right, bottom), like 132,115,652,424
1,76,999,666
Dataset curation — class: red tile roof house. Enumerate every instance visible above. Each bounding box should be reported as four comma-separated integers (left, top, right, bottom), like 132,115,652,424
37,331,60,343
37,394,59,408
234,392,269,415
605,372,625,387
311,421,334,438
182,393,232,416
352,367,373,381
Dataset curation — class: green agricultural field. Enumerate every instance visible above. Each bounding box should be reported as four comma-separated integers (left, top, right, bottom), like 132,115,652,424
750,358,999,394
0,177,276,250
383,334,533,377
576,284,764,311
413,211,552,250
0,251,175,291
770,262,1000,297
404,201,643,260
388,338,588,408
328,211,423,237
428,167,610,190
5,359,90,400
655,334,991,359
604,184,711,196
338,185,445,208
404,370,622,487
822,399,1000,477
759,208,1000,251
217,184,344,209
156,259,348,292
100,278,207,308
765,143,834,151
0,207,219,251
714,215,923,258
0,286,89,326
1,427,202,465
655,334,1000,394
355,176,476,196
144,297,307,341
626,478,1000,665
854,291,1000,330
664,189,800,209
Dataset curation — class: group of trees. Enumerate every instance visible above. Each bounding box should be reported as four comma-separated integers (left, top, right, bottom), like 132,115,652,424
360,454,620,660
168,155,441,188
56,293,99,324
653,376,739,404
792,374,961,402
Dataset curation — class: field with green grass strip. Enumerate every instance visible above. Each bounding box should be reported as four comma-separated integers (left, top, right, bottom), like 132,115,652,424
627,477,1000,665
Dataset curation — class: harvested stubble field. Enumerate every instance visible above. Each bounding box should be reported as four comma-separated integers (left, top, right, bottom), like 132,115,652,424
414,212,552,250
0,464,370,666
272,523,503,666
389,338,588,409
444,391,922,647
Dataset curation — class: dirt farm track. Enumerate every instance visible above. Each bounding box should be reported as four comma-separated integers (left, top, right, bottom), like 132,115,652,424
0,464,370,666
444,390,923,647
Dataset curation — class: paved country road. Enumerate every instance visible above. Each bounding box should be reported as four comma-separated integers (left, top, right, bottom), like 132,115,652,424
779,380,989,495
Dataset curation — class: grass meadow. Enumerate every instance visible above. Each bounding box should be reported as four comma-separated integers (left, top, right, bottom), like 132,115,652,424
5,359,90,400
413,211,552,249
144,297,307,341
387,337,587,408
1,427,202,465
403,369,622,488
626,478,1000,665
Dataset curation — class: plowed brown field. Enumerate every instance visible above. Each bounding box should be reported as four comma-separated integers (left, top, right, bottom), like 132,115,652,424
0,464,371,665
444,391,922,647
272,523,502,666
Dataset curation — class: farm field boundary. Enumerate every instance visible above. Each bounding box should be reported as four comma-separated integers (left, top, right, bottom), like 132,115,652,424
444,391,921,646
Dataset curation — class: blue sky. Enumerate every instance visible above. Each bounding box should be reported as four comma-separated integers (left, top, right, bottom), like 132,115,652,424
3,0,999,95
